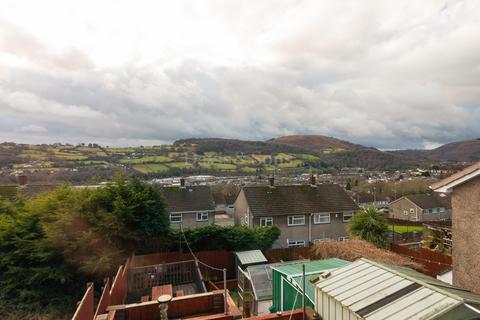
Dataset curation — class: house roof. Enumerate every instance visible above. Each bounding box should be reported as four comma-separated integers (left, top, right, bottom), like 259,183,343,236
159,185,215,212
316,258,480,319
273,259,350,305
235,250,268,266
356,193,389,203
431,162,480,192
271,258,349,277
242,184,359,216
403,193,451,210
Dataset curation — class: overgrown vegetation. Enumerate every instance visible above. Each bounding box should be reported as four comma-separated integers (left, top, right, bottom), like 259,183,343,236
0,176,280,318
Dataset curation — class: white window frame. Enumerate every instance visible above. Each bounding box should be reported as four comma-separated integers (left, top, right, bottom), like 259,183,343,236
244,214,249,225
170,213,183,224
196,211,209,222
410,208,415,214
313,238,331,244
287,240,306,248
288,215,305,226
338,236,350,241
439,207,445,213
313,213,331,224
259,217,273,227
432,208,440,214
342,212,354,223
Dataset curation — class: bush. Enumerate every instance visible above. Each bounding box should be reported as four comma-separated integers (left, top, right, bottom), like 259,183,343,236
170,225,280,252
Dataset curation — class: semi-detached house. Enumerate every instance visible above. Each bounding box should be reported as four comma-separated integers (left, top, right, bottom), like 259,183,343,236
234,177,359,248
160,179,215,228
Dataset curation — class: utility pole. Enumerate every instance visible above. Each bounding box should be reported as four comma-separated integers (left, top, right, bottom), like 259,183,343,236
223,268,228,315
302,264,306,320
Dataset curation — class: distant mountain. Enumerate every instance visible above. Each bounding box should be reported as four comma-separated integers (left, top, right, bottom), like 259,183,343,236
173,137,309,155
395,139,480,162
175,136,425,169
267,135,364,151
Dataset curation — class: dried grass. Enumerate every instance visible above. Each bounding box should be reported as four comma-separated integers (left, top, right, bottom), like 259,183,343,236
310,239,423,271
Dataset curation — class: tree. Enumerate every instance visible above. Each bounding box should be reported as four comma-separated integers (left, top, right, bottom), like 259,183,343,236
0,199,83,312
349,206,388,248
345,181,352,190
35,175,170,275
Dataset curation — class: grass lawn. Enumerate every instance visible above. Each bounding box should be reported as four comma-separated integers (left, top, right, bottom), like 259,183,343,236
278,159,304,168
297,153,319,161
241,166,258,173
132,163,169,173
120,156,171,164
166,162,193,169
388,225,423,233
198,162,236,170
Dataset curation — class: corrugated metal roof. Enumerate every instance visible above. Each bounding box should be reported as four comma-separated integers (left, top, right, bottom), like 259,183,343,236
235,250,268,266
271,258,348,277
315,259,480,319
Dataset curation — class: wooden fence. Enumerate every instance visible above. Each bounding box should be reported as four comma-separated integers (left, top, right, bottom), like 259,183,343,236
72,283,94,320
390,243,452,276
127,260,197,299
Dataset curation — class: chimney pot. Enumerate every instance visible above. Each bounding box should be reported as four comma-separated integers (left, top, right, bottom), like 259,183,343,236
268,176,275,187
18,175,28,186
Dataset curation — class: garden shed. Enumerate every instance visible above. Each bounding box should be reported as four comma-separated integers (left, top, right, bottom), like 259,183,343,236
271,258,349,312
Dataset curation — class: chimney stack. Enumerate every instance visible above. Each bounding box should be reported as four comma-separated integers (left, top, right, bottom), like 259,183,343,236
18,174,28,186
268,176,275,188
180,177,186,187
310,173,316,186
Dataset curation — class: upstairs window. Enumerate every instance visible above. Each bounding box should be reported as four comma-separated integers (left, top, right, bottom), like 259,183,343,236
313,213,331,224
288,215,305,226
170,213,183,224
343,212,354,222
196,212,209,222
259,217,273,227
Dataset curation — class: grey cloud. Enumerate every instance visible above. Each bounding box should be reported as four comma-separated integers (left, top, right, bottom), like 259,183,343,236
1,1,480,148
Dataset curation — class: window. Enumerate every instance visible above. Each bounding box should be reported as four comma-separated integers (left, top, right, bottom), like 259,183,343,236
439,207,445,213
196,212,209,222
244,215,249,225
343,212,354,222
432,208,440,214
410,208,415,214
313,238,331,244
287,240,305,248
259,217,273,227
424,209,431,214
403,209,408,215
338,236,350,241
170,213,183,224
314,213,331,224
288,215,305,226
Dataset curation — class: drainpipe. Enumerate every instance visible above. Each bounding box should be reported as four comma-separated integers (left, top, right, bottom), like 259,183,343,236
309,213,313,244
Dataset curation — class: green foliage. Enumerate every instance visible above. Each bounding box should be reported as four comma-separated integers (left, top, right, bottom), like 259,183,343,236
0,199,83,312
34,175,170,275
171,225,280,252
349,206,388,248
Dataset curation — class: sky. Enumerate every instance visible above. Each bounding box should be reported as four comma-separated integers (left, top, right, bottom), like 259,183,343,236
1,0,479,149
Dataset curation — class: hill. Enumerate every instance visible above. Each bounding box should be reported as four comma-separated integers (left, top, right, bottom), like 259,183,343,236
267,135,364,151
394,139,480,162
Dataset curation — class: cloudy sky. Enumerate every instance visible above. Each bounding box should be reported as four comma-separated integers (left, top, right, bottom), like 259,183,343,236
1,0,479,149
